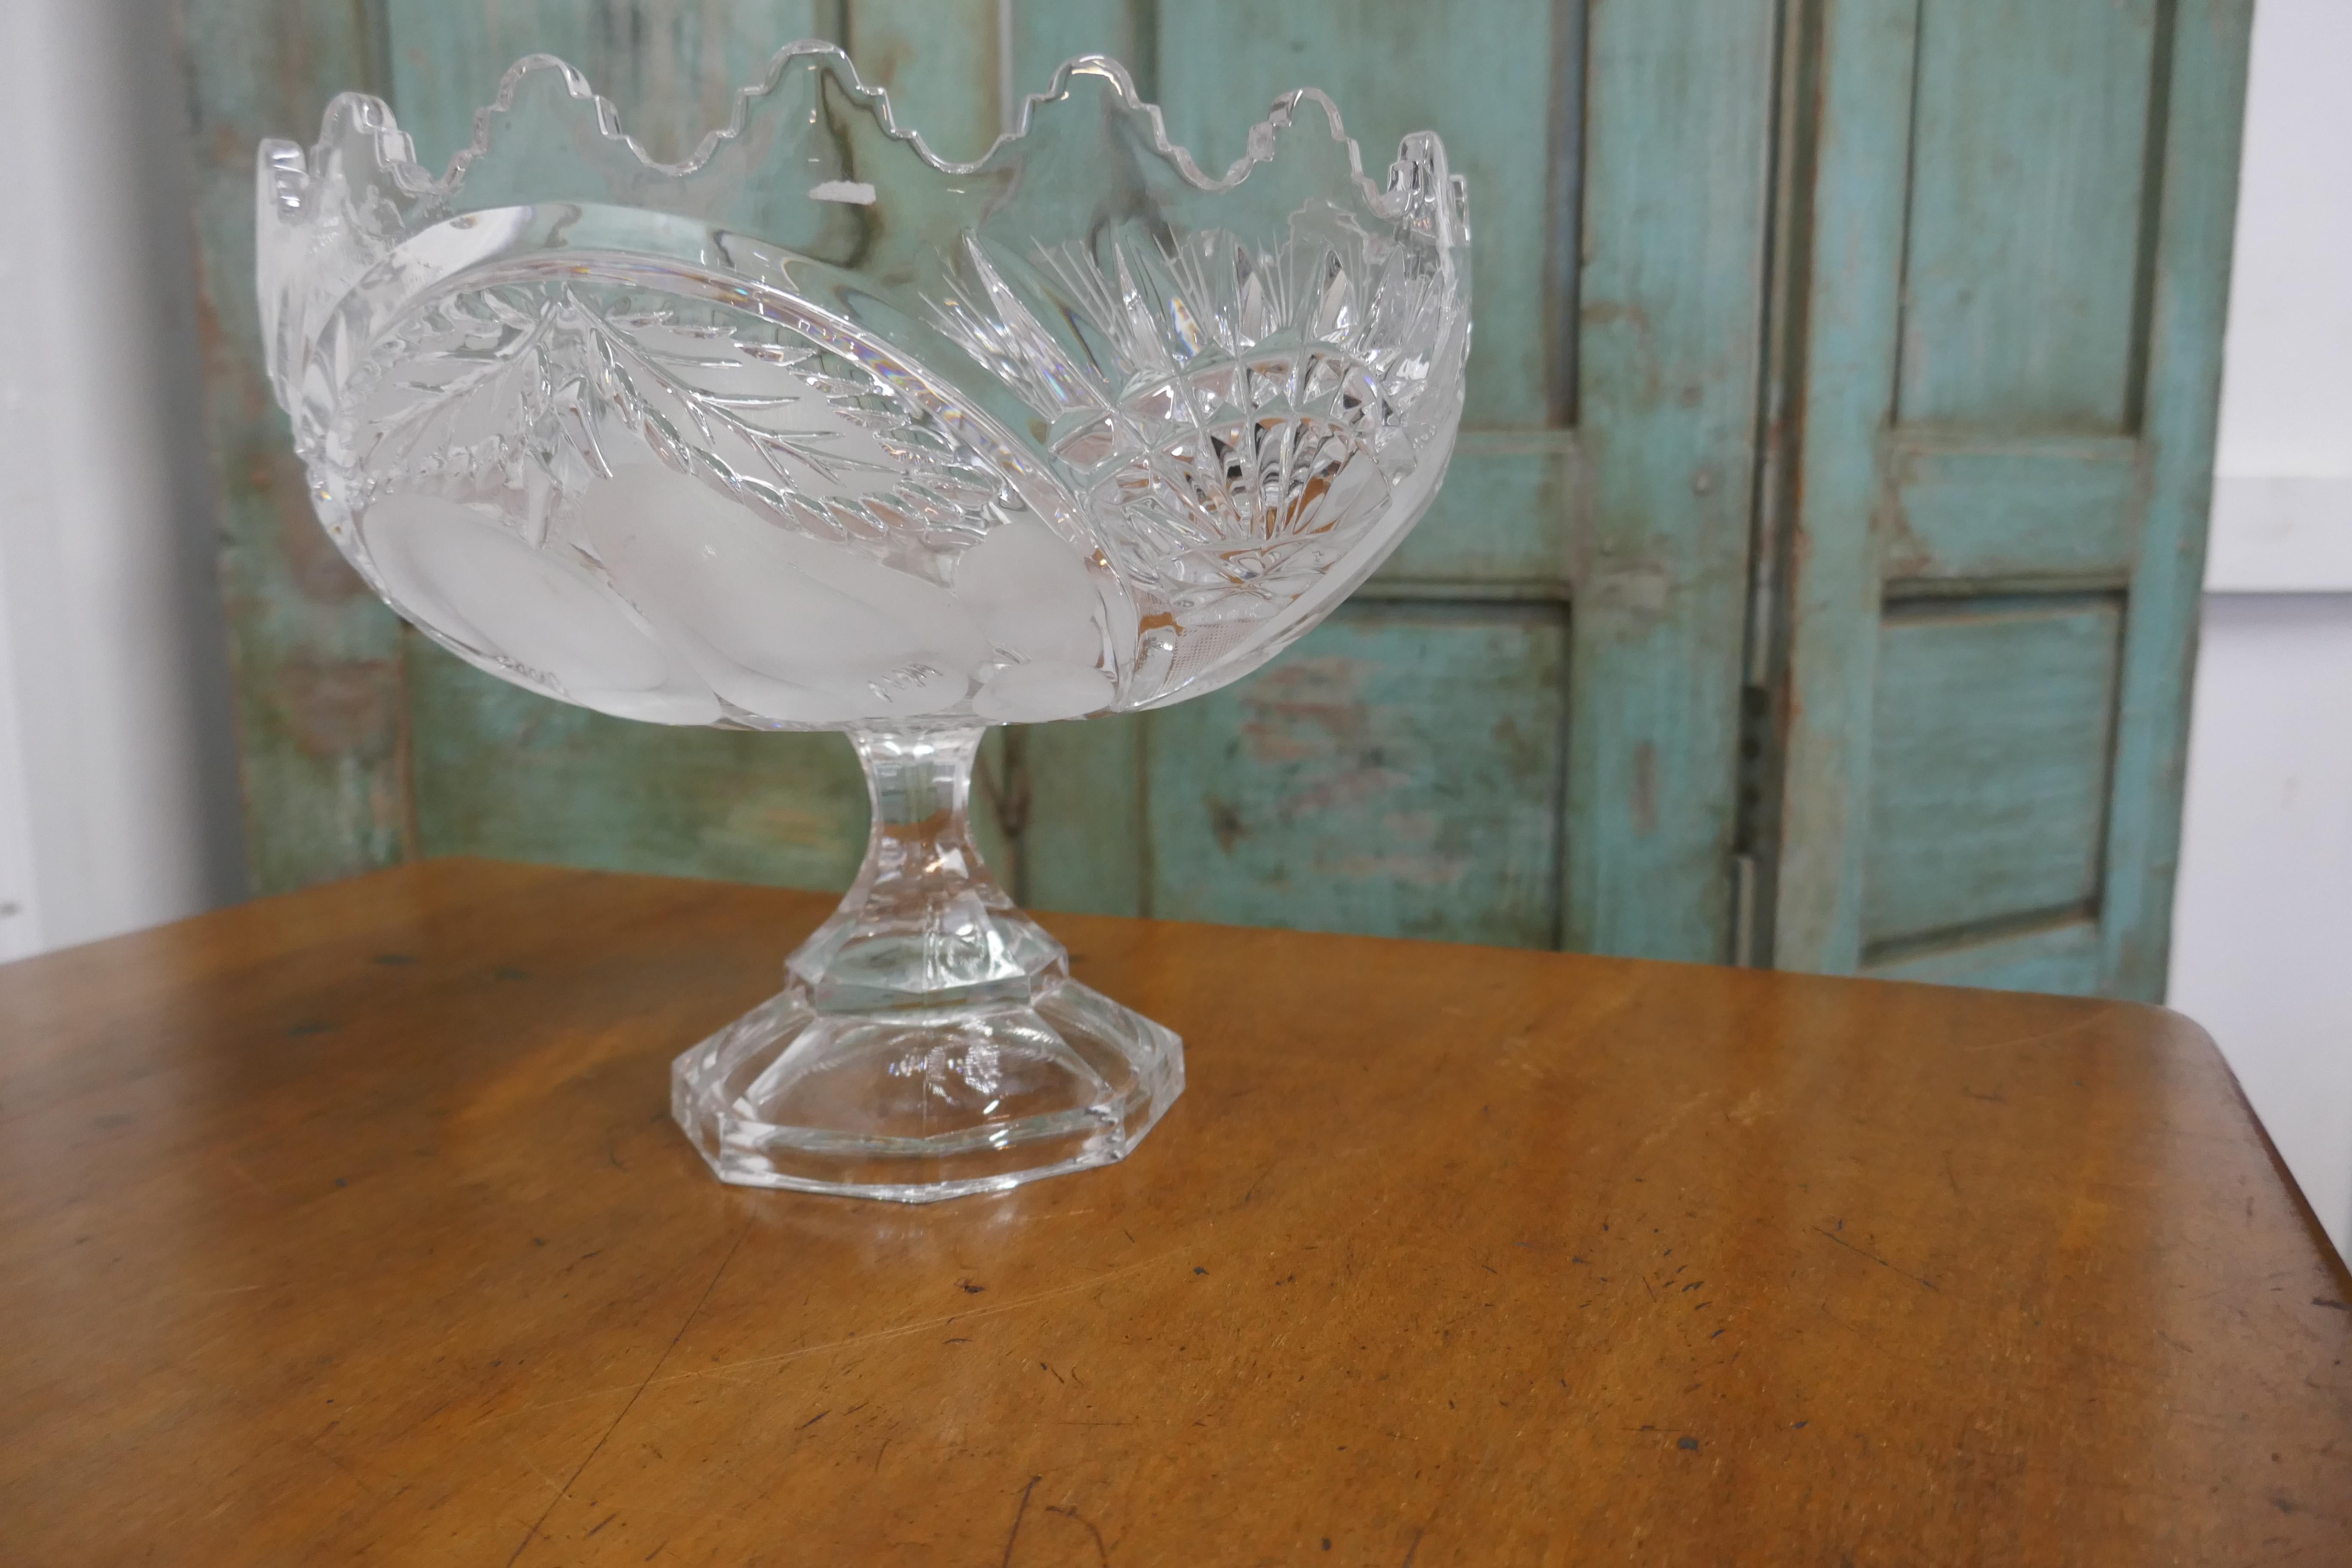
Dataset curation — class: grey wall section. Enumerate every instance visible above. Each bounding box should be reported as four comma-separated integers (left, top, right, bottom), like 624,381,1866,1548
0,0,248,955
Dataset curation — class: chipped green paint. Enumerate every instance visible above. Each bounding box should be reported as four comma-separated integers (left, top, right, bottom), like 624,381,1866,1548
1143,604,1565,948
1567,0,1777,961
182,0,410,894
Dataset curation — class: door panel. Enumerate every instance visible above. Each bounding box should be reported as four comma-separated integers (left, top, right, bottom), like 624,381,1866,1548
1568,0,1777,959
1862,915,2104,994
1142,603,1565,946
1883,435,2142,583
1769,0,2249,999
1018,0,1771,961
1897,0,2161,430
1016,0,1595,943
1861,595,2122,948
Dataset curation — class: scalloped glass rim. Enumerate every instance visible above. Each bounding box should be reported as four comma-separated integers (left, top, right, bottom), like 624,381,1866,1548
257,40,1472,732
267,44,1458,222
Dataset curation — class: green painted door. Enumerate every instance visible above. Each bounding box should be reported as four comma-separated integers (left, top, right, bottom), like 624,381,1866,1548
1761,0,2249,999
181,1,2248,997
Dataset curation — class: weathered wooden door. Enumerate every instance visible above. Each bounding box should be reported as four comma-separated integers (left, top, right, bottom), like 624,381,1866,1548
1759,0,2248,999
180,1,2247,997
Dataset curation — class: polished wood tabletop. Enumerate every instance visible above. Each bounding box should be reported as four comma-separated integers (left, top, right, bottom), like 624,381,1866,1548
2,859,2346,1565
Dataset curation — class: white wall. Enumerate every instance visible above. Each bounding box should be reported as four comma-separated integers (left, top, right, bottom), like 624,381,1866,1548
2169,0,2352,1257
0,0,246,959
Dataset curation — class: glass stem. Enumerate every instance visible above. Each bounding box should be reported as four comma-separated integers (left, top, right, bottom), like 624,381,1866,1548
786,726,1064,1013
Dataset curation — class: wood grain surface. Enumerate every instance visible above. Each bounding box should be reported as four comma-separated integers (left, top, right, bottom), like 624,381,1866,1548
3,859,2346,1564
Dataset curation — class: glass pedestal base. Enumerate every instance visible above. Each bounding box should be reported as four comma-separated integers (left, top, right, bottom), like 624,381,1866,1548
671,976,1182,1201
668,723,1184,1201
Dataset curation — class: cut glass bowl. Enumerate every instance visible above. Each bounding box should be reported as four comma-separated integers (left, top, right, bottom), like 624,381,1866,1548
258,45,1471,1201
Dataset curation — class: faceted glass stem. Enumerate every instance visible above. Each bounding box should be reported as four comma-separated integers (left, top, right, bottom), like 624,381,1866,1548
669,725,1185,1201
786,726,1065,1014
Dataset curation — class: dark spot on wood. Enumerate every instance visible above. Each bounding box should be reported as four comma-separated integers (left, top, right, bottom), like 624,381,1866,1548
1194,1266,1208,1276
2313,1298,2348,1311
1678,1436,1700,1451
372,953,418,967
493,966,530,981
799,1409,828,1429
959,1279,986,1294
334,1177,347,1188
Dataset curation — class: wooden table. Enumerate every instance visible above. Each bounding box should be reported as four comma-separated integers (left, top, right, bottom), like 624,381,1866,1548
3,859,2346,1564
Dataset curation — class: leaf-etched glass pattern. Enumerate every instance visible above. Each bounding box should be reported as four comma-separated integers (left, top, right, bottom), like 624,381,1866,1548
259,45,1470,1200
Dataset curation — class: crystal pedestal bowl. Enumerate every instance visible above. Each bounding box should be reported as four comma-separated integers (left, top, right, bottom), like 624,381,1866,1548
258,46,1471,1201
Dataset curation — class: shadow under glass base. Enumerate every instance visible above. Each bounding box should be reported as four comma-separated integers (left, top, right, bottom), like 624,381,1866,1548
668,723,1184,1202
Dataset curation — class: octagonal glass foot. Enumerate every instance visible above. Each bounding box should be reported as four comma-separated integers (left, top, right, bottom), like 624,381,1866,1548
671,977,1182,1201
669,725,1184,1200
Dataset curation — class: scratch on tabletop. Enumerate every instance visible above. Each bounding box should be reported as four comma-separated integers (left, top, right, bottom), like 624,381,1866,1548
1242,1159,1279,1205
463,1254,1180,1433
1001,1476,1042,1567
682,1248,1188,1384
1817,1302,1881,1349
303,1436,380,1501
1955,1010,2110,1055
503,1221,751,1566
504,1439,570,1499
1402,1525,1426,1566
1813,1226,1938,1292
218,1155,276,1198
1635,1093,1711,1153
1044,1504,1113,1565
